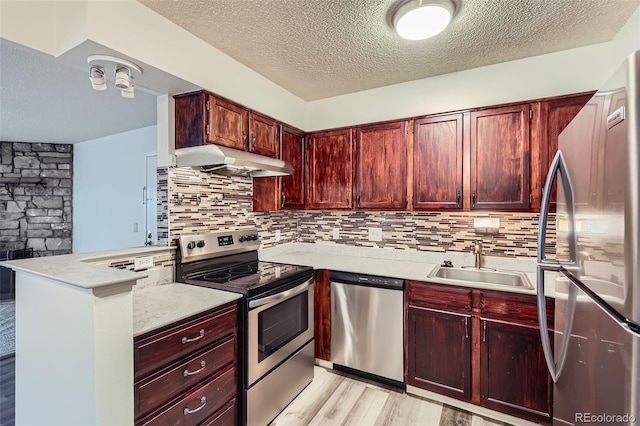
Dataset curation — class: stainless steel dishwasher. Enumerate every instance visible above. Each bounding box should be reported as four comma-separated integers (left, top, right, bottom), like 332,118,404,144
330,271,404,386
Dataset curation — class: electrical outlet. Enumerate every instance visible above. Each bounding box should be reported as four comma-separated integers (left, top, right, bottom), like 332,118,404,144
133,222,138,232
134,255,154,271
368,227,383,242
332,228,340,239
275,230,281,242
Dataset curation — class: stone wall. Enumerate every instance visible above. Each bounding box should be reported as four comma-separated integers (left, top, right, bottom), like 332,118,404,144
0,142,73,256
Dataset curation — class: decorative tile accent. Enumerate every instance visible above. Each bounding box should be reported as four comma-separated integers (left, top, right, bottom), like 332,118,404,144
157,167,169,246
298,211,543,257
160,167,546,258
165,167,297,248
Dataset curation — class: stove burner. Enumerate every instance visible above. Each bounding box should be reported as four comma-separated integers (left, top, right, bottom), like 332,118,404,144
202,272,232,282
229,264,255,274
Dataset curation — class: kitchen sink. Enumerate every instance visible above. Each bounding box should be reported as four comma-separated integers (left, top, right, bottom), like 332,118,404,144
428,266,533,289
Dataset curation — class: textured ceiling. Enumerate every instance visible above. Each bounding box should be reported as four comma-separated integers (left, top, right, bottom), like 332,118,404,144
138,0,640,101
0,39,198,144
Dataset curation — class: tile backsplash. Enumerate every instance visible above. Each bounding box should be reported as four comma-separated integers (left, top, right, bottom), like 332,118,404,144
158,167,545,258
298,211,543,257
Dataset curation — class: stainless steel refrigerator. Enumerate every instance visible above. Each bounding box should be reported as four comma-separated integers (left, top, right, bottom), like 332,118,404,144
537,50,640,425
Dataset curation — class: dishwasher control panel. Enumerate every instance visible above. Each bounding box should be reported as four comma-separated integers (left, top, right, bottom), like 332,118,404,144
357,276,403,287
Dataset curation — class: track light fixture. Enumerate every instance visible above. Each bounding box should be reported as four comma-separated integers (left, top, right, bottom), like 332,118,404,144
87,54,143,99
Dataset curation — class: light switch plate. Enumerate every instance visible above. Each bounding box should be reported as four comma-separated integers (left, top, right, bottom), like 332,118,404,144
275,230,281,242
332,228,340,239
134,255,154,271
368,227,383,242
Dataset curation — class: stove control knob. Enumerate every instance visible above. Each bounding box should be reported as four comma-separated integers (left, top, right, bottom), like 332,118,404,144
186,241,196,250
239,236,246,242
196,240,205,248
251,234,258,241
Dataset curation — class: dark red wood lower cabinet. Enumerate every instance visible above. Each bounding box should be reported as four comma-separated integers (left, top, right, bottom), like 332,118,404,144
480,319,552,423
407,306,471,400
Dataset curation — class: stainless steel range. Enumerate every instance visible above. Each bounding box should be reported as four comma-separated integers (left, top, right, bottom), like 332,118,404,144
177,229,314,426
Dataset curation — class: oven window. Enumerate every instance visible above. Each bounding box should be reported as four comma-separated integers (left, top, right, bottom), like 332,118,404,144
258,291,308,362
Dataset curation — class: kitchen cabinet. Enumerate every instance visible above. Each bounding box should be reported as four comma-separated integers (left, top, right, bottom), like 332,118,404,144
175,91,278,158
406,280,554,424
314,269,331,361
306,128,355,210
480,291,553,423
134,301,238,426
248,111,279,158
535,92,594,210
280,125,306,209
355,121,407,209
412,113,463,209
252,124,306,212
470,105,531,210
406,281,472,399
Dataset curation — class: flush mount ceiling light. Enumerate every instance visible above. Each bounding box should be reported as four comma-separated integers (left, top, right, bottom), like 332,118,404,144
393,0,455,41
87,54,143,98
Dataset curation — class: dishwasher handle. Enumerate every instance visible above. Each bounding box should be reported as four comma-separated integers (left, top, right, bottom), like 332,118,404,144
329,271,404,290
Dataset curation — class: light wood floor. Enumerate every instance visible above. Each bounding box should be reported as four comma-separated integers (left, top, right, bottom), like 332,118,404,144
0,355,15,426
271,367,508,426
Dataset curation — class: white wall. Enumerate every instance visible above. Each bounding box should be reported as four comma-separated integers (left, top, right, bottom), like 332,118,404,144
305,42,613,131
610,5,640,67
73,125,157,253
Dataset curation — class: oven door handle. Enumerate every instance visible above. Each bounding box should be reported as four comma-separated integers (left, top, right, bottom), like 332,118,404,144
248,279,312,309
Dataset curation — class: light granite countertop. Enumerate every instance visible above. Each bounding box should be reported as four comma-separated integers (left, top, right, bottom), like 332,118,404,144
260,242,547,296
133,283,241,337
0,245,173,290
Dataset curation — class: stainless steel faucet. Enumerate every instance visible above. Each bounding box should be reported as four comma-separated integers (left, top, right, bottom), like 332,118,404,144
473,240,483,269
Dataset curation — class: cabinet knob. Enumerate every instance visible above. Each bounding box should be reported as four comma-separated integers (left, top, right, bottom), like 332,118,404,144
456,189,461,208
472,190,476,208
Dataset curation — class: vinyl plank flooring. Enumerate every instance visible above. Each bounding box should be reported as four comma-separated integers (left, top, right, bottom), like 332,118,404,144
0,355,15,426
272,367,511,426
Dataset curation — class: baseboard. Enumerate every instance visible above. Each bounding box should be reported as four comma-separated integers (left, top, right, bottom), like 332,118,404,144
406,385,539,426
314,358,332,369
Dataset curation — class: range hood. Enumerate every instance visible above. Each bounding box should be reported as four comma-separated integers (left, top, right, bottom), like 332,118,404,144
175,145,294,177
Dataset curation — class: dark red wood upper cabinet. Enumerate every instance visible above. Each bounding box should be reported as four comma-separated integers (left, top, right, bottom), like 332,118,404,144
249,112,279,157
306,128,354,210
470,105,531,210
207,94,249,150
413,113,463,210
355,121,407,210
540,93,594,209
174,92,207,150
407,306,472,400
281,125,306,209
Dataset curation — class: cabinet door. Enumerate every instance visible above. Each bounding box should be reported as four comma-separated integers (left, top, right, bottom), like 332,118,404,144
355,121,407,209
407,306,471,401
306,129,354,209
480,319,552,423
207,95,248,150
281,126,306,209
249,112,279,157
470,105,530,210
540,93,593,210
174,92,207,149
413,114,463,209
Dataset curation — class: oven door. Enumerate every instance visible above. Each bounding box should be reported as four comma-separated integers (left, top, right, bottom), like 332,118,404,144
247,278,314,385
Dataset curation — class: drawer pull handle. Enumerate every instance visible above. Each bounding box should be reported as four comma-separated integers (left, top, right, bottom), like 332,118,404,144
183,396,207,415
183,360,206,377
182,329,205,344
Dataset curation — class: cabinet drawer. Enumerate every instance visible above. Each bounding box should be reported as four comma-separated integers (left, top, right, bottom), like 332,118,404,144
407,280,472,313
138,364,236,426
481,290,554,327
135,304,237,379
200,398,236,426
135,335,235,419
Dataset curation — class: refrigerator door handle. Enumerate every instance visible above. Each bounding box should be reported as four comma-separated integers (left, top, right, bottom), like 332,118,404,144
537,150,578,265
537,150,579,383
537,264,578,383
